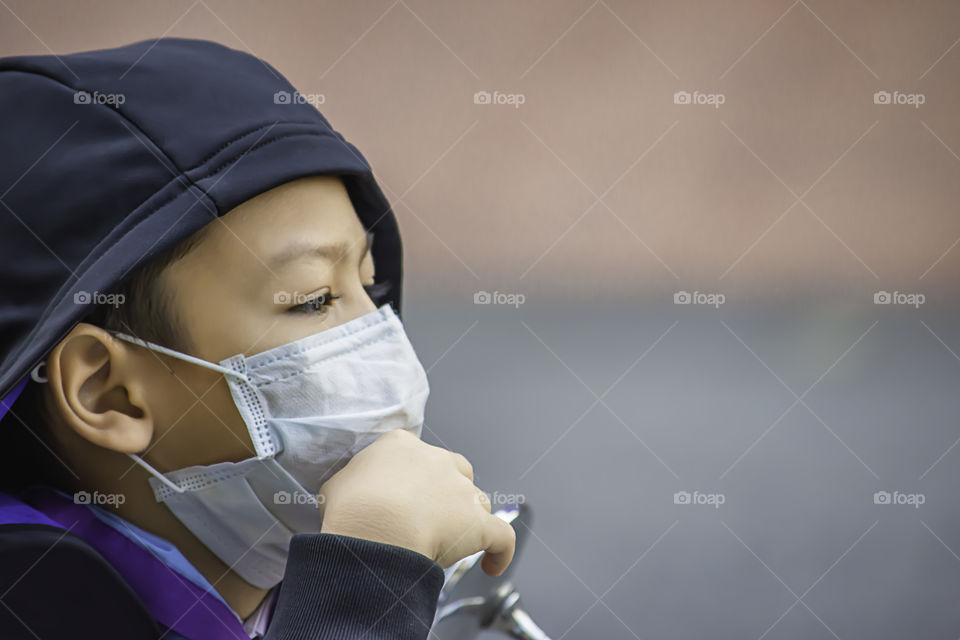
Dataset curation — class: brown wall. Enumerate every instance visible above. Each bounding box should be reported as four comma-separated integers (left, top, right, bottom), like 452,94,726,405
3,0,959,302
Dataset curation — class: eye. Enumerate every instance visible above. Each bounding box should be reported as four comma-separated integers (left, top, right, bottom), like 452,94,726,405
290,291,341,314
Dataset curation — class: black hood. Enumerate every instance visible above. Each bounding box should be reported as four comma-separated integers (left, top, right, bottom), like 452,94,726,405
0,38,403,408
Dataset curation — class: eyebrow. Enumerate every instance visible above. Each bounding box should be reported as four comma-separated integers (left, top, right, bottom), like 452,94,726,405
267,232,371,270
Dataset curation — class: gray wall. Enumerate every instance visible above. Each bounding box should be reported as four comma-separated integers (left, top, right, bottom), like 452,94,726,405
406,298,960,639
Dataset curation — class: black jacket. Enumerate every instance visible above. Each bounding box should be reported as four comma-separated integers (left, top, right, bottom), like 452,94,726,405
0,522,445,639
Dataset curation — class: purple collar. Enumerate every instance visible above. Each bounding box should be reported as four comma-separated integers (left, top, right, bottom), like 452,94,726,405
0,486,251,640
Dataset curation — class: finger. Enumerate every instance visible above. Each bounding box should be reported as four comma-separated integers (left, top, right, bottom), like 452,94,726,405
450,451,474,482
479,515,517,577
473,487,492,513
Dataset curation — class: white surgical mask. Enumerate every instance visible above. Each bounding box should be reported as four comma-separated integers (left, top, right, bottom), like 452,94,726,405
114,303,430,589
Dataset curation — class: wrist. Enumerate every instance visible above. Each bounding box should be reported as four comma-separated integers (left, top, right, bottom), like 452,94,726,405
320,503,432,560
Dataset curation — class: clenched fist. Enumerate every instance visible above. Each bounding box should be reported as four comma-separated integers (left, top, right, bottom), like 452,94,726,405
317,429,516,576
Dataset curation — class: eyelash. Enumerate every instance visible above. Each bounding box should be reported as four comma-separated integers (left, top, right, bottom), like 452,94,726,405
291,292,341,314
290,282,390,314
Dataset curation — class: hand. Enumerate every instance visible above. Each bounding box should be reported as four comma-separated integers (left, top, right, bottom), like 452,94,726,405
317,429,516,576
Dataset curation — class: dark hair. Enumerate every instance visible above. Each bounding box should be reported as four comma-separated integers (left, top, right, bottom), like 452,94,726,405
84,225,211,352
0,225,211,489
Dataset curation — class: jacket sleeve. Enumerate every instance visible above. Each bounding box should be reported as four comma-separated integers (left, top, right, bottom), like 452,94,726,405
263,533,446,640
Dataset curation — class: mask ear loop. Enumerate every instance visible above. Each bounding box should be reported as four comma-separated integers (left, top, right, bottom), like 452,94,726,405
128,454,187,494
112,332,248,382
111,332,251,495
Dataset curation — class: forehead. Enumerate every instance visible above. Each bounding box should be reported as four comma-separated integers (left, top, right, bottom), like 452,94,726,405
199,175,366,267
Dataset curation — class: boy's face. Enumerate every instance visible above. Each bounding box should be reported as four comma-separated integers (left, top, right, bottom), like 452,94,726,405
125,175,378,469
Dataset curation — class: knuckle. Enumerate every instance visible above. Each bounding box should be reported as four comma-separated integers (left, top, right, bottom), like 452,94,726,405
381,429,415,448
496,517,516,543
451,451,473,474
377,430,399,444
474,488,492,512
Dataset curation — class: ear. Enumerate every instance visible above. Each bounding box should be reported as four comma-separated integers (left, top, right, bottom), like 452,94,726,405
46,322,154,453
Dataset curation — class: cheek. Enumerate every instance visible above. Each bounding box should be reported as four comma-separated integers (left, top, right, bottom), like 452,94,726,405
150,372,254,468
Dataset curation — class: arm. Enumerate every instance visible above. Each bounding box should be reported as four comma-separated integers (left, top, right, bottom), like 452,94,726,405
263,533,445,640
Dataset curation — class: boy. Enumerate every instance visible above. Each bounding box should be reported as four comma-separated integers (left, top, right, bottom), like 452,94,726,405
0,38,514,639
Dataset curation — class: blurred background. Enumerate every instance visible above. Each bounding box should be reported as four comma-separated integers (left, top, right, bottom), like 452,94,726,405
3,1,960,637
